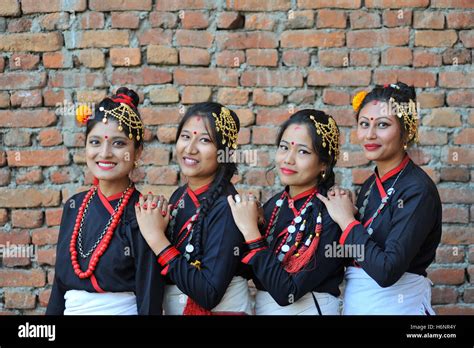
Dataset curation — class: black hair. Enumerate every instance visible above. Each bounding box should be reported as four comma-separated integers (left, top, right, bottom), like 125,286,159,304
276,109,339,193
177,102,240,262
356,81,417,146
86,87,143,149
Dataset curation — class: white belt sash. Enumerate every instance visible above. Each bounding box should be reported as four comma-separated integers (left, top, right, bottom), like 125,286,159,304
163,276,252,315
64,290,138,315
343,266,435,315
255,290,340,315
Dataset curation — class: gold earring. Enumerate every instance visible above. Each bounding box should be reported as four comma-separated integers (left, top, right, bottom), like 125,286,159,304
134,161,139,168
321,171,326,179
403,143,408,151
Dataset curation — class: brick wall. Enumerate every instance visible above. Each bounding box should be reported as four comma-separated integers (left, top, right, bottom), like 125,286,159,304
0,0,472,314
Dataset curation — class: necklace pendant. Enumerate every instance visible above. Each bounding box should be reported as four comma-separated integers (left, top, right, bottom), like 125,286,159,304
277,253,285,261
185,244,194,253
387,188,395,196
276,199,283,207
367,227,373,235
178,200,185,209
286,235,293,243
171,209,178,217
184,253,190,261
288,225,296,233
294,216,302,224
281,244,290,253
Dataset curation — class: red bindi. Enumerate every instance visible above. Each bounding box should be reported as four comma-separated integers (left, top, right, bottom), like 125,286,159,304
370,117,374,121
104,136,108,139
291,141,295,145
193,131,197,135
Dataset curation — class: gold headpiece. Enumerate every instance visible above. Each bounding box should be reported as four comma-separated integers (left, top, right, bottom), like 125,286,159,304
212,107,238,149
99,104,144,141
389,97,419,144
309,115,340,159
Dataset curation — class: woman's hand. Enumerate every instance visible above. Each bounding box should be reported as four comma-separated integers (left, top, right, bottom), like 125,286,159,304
328,185,358,216
317,190,357,231
227,193,262,242
135,193,171,255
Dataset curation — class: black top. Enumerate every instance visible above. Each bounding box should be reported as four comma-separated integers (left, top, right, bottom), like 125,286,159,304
162,182,247,310
46,188,164,315
344,157,442,288
246,187,345,306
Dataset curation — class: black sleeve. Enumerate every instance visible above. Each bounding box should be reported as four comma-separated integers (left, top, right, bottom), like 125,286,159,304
343,186,438,287
165,201,244,310
129,220,164,315
246,214,343,306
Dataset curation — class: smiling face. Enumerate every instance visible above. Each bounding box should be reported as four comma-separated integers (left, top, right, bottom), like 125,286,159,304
86,120,141,182
275,124,326,191
176,115,219,184
357,101,405,162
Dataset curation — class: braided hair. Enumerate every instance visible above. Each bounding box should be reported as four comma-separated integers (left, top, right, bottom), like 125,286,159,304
356,82,417,147
86,87,143,149
176,102,240,262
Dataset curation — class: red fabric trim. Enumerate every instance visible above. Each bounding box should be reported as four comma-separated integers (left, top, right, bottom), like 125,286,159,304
339,220,361,245
245,236,265,244
160,264,170,276
157,246,180,267
112,94,135,108
186,183,211,207
106,191,123,201
375,175,387,200
379,155,410,183
290,186,317,201
97,188,115,215
241,247,267,264
90,274,105,293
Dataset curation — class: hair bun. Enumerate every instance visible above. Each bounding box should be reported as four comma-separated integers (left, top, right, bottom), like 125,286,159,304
114,87,140,108
394,82,416,101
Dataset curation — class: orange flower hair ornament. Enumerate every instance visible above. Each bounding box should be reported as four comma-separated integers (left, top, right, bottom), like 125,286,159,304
352,91,368,112
76,105,93,125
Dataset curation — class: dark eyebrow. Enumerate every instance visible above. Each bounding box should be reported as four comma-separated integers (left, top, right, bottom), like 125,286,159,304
181,129,210,136
280,139,311,150
359,116,393,122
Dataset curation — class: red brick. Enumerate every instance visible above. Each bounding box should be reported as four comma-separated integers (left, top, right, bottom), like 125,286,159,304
7,149,69,167
287,10,314,29
8,18,32,32
0,209,8,225
245,169,275,186
442,48,471,65
67,30,129,48
252,127,278,145
0,33,62,52
350,51,378,66
235,109,255,127
32,227,59,245
460,30,474,48
80,11,104,29
45,208,62,226
217,32,277,49
423,108,461,127
181,11,209,29
288,90,315,104
282,50,310,67
418,130,447,145
347,28,409,48
253,89,283,106
413,51,442,67
308,70,371,86
0,72,47,90
317,10,347,28
50,168,73,184
350,10,381,29
181,86,212,104
0,269,46,287
156,127,178,143
365,0,429,7
325,108,357,126
4,292,36,309
0,168,11,186
428,268,465,285
37,248,56,266
237,127,251,145
414,11,445,28
373,69,436,87
323,89,350,106
111,12,140,29
140,107,181,125
431,0,474,8
141,148,170,165
9,54,40,70
297,0,361,8
435,305,474,315
21,0,86,13
442,205,469,223
0,109,56,128
407,148,431,166
43,52,71,69
216,50,245,67
112,68,172,86
447,91,474,107
431,287,458,304
0,0,20,16
217,88,249,105
454,128,474,144
0,92,9,108
49,71,106,88
147,167,178,185
463,288,474,303
217,12,244,29
149,12,178,28
439,187,474,204
440,167,470,182
242,71,303,87
226,0,290,11
246,49,278,66
38,129,62,147
319,50,349,67
281,30,345,48
10,90,42,108
176,29,213,48
337,151,370,167
89,0,151,11
436,245,465,263
256,109,292,125
439,71,474,88
447,11,474,29
138,29,173,46
415,30,458,47
382,47,412,66
11,210,43,228
149,87,179,104
39,289,51,307
156,0,215,10
174,68,238,86
76,91,106,104
245,13,276,30
110,48,141,67
16,170,44,185
179,47,210,66
4,129,31,147
38,12,70,31
383,9,412,27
